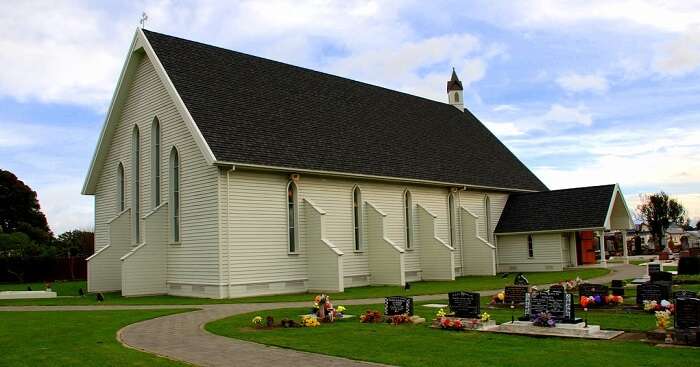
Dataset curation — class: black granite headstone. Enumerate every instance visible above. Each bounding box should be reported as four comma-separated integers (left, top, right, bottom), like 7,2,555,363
648,263,661,275
524,289,577,323
636,282,669,305
448,291,480,318
674,298,700,330
505,285,528,304
674,290,699,300
611,279,625,296
384,296,413,316
650,271,673,282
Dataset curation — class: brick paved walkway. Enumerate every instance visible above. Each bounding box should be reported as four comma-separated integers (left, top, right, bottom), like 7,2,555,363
1,264,644,367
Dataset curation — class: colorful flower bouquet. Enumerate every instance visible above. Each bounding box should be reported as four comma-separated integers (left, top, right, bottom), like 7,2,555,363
387,314,410,325
439,317,464,330
489,291,506,305
558,277,583,292
655,310,672,330
311,294,345,322
252,316,263,328
579,294,623,308
643,300,675,314
301,315,320,327
360,310,383,323
532,312,556,327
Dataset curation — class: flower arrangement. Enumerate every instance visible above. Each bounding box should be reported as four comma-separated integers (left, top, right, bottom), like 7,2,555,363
559,277,583,292
439,317,464,330
489,291,506,305
580,294,622,308
655,310,672,330
252,316,263,328
311,294,344,322
387,314,410,325
360,310,383,323
532,312,556,327
301,315,320,327
605,295,624,305
336,305,346,314
436,308,446,318
480,312,491,322
643,300,675,314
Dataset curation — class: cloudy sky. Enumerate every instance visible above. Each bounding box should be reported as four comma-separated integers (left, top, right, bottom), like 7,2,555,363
1,0,699,234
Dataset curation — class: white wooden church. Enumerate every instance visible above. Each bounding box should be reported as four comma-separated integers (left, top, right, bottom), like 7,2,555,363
84,29,633,298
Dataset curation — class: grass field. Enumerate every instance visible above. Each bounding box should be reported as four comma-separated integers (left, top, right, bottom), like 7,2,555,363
0,310,191,367
206,302,700,367
0,268,609,306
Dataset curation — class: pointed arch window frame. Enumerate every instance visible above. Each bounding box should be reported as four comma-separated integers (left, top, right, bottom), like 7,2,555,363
352,185,364,252
404,189,414,250
447,191,457,247
117,162,125,212
169,146,181,244
286,180,299,254
151,117,161,208
131,125,141,244
484,194,492,243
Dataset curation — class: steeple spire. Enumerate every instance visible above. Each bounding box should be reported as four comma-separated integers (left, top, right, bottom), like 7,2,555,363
447,68,464,110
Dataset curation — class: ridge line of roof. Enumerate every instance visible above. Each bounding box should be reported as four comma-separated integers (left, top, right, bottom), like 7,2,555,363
509,183,616,197
142,29,465,115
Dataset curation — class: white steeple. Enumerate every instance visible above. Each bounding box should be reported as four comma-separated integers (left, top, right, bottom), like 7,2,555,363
447,68,464,111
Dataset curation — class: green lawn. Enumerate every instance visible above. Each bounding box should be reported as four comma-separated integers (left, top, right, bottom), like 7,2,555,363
0,310,191,367
0,268,609,306
206,302,700,367
0,280,85,295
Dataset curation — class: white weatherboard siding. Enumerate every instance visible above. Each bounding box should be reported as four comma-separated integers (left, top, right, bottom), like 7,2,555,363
92,54,221,296
496,233,564,272
303,199,344,292
416,204,454,280
459,207,496,275
121,203,168,296
87,208,131,292
459,191,508,242
366,202,406,285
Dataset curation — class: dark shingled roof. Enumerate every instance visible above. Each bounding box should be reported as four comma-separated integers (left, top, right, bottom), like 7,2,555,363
495,184,616,233
143,30,547,192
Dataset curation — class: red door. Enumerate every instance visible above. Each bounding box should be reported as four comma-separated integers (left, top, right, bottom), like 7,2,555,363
580,231,597,264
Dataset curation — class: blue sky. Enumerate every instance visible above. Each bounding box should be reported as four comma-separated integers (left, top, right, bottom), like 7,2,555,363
1,1,699,234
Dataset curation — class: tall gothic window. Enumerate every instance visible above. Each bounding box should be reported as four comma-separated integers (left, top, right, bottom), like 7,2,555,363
287,180,298,253
404,190,413,249
484,195,491,242
132,126,141,243
352,186,363,251
528,235,534,258
448,192,457,247
151,118,161,207
117,162,125,212
170,147,180,242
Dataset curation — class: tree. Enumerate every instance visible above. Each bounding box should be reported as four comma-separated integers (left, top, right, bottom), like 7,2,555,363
56,230,94,256
681,218,694,231
637,191,687,249
696,221,700,231
0,169,53,243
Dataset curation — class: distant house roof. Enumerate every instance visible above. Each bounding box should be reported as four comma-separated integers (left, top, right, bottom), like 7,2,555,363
495,184,625,234
141,30,547,192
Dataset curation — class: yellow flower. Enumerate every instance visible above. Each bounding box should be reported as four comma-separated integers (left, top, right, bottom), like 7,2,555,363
436,308,446,318
336,305,346,313
480,312,491,322
252,316,263,325
497,292,505,301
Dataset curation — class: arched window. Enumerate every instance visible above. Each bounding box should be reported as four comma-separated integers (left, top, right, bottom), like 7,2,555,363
448,192,457,247
151,117,161,207
454,91,460,103
528,234,534,258
484,195,491,242
169,147,180,242
132,126,141,243
287,180,299,253
117,162,125,212
352,186,363,251
404,190,413,249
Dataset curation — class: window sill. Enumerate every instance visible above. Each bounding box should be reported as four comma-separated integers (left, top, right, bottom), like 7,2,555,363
353,250,365,254
169,241,181,246
405,248,414,251
287,252,300,256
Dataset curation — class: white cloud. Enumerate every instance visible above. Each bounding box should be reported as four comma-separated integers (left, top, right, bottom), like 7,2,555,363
493,104,520,112
472,1,700,33
556,73,609,93
542,104,593,126
655,25,700,76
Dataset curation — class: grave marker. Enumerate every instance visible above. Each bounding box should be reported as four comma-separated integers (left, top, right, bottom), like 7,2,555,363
384,296,413,316
524,288,577,323
674,290,699,300
504,285,528,304
636,282,669,305
648,263,661,275
578,284,609,303
448,291,480,318
674,298,700,330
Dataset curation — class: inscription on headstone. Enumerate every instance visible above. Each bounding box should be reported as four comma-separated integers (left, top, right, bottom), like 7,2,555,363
524,288,576,322
505,285,528,304
636,282,669,305
384,296,413,316
674,290,699,300
448,291,480,318
648,263,661,275
674,298,700,330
